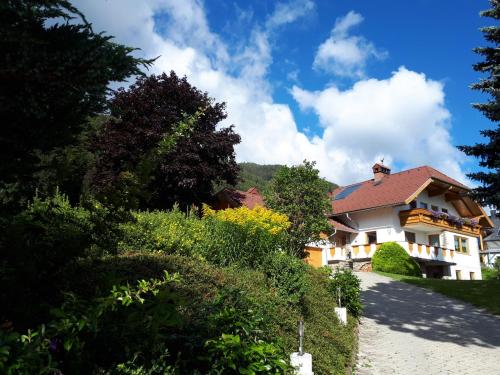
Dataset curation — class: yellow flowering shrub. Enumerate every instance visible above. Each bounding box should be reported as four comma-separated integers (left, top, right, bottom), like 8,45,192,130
202,204,290,235
119,208,205,256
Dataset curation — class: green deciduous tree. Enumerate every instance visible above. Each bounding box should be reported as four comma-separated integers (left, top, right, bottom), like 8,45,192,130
458,0,500,208
265,160,332,256
90,72,241,210
0,0,152,211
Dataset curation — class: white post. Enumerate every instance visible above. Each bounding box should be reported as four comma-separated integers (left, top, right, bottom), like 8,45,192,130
290,320,313,375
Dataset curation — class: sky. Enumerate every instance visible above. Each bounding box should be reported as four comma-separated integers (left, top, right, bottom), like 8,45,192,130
71,0,495,186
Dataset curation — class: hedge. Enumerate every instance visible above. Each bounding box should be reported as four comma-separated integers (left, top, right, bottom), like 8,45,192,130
372,242,422,277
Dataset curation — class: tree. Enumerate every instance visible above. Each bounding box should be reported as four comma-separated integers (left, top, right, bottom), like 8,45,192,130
90,72,241,210
264,160,332,256
0,0,152,211
458,0,500,208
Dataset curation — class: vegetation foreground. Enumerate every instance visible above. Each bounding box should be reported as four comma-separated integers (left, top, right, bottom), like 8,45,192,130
378,272,500,316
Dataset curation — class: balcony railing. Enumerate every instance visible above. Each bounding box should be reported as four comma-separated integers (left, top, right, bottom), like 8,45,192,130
399,208,481,236
346,241,462,262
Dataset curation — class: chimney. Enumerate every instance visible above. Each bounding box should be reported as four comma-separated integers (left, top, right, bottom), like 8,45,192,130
372,163,391,182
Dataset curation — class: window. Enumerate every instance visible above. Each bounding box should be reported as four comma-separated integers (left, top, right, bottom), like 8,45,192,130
429,234,440,248
441,208,448,214
419,202,428,209
470,272,475,280
456,270,462,280
405,231,416,243
409,200,417,209
454,235,469,253
366,231,377,245
431,205,439,211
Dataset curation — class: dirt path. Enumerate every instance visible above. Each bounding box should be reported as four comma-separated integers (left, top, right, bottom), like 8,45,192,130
356,272,500,375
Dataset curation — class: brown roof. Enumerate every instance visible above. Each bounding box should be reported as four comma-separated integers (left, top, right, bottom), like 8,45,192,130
214,187,265,209
332,166,469,215
328,218,358,233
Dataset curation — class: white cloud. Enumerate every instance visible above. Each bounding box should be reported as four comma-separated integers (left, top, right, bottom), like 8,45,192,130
266,0,315,29
313,11,387,78
71,1,468,187
292,67,468,183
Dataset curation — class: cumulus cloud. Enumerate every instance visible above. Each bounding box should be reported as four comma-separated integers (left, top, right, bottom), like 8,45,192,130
313,11,387,78
292,67,467,183
71,1,468,186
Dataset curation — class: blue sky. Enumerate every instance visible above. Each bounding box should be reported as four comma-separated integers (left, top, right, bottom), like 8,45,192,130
73,0,495,185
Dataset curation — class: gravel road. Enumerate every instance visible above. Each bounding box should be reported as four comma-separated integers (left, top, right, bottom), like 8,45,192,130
355,272,500,375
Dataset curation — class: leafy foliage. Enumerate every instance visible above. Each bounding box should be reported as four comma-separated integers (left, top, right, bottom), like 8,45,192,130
62,254,357,374
372,242,422,277
119,207,205,256
0,191,128,328
263,252,309,306
0,271,181,374
0,0,152,212
265,160,332,256
90,72,240,210
328,269,363,318
457,0,500,207
203,204,291,235
119,206,291,269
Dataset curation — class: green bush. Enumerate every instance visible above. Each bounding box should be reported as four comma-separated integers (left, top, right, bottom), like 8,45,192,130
372,242,422,277
200,218,287,269
262,252,308,306
62,254,356,375
0,272,181,374
119,209,289,269
482,260,500,280
328,269,363,318
119,207,205,256
0,192,94,327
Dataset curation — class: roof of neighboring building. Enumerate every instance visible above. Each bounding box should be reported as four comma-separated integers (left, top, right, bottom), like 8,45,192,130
214,187,265,209
331,165,469,215
484,212,500,242
328,218,358,233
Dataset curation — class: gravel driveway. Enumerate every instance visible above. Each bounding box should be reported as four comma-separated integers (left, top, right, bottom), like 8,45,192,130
356,272,500,375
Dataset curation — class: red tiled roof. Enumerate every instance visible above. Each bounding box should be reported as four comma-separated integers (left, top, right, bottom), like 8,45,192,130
328,218,358,233
217,187,265,209
331,166,469,215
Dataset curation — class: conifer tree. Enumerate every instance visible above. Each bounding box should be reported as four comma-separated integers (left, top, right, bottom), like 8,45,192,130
458,0,500,208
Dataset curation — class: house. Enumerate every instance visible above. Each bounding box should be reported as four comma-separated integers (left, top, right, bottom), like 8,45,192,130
305,163,494,280
211,187,264,210
481,210,500,268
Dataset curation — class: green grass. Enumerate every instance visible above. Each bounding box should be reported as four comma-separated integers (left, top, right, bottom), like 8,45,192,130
376,271,500,315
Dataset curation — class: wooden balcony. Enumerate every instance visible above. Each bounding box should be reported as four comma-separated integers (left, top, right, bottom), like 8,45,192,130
399,208,481,236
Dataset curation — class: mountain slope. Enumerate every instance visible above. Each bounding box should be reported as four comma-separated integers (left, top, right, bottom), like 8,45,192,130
227,162,338,193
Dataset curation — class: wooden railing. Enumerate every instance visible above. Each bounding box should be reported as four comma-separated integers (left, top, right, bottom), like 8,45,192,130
399,208,481,236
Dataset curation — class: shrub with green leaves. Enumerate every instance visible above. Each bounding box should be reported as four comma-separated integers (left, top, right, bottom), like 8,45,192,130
372,242,422,277
328,269,363,318
263,252,308,306
0,272,181,374
63,254,356,374
1,191,93,327
199,218,287,268
119,207,205,256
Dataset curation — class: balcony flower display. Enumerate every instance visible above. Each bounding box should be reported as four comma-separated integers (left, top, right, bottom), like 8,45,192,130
429,209,441,220
446,215,465,227
470,218,479,227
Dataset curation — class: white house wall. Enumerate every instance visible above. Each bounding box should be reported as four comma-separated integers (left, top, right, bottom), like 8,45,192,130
337,189,483,280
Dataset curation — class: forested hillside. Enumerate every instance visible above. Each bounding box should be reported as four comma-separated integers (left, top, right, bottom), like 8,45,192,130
231,162,338,192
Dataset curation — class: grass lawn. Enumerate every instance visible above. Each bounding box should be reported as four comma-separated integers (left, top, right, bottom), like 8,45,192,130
376,271,500,316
